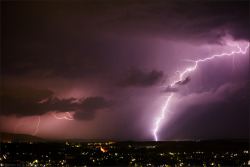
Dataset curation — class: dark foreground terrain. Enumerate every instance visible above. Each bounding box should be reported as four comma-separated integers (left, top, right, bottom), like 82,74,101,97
0,139,249,166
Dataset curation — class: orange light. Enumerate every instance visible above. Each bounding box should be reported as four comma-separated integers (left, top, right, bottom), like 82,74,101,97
96,146,108,153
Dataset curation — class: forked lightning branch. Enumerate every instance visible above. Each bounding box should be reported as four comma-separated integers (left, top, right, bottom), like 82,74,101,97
153,42,249,141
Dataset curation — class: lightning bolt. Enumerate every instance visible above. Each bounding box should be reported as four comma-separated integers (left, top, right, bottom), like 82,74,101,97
29,112,74,136
153,42,249,141
153,93,173,141
66,112,74,119
51,112,74,120
32,116,41,136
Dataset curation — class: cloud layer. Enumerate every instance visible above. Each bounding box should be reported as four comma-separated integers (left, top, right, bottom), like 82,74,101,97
1,86,112,120
2,1,249,79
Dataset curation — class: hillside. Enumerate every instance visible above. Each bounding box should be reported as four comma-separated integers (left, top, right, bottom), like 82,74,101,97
0,132,46,142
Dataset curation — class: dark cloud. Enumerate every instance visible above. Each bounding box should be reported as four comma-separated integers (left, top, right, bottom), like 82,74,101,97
1,85,53,103
160,77,191,93
1,86,112,120
1,86,52,116
176,77,191,86
74,97,112,120
98,1,249,43
118,68,164,87
2,1,248,79
161,86,178,93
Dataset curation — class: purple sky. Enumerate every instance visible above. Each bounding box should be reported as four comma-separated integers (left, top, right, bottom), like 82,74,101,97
1,1,249,141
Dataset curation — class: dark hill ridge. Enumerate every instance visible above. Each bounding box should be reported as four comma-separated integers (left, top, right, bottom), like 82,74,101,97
0,132,45,142
0,132,112,143
0,132,249,145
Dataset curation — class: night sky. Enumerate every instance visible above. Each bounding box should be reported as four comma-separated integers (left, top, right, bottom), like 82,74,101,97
1,1,249,141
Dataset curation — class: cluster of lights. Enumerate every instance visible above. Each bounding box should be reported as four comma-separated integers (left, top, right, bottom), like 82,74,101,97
1,142,248,166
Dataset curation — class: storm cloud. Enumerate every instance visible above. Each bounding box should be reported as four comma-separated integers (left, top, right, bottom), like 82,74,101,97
2,1,249,79
176,77,191,86
74,97,112,120
1,86,112,120
118,68,164,87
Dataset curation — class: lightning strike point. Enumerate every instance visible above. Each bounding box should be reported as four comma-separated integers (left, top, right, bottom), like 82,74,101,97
153,93,174,141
